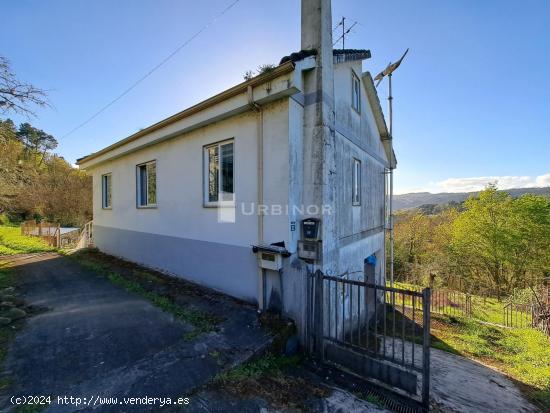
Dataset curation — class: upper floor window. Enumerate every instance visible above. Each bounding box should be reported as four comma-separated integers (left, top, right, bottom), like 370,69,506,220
136,161,157,207
204,139,234,206
101,173,112,209
352,71,361,112
352,158,361,206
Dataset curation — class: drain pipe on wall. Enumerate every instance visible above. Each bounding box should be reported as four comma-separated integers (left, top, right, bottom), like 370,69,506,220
248,85,266,310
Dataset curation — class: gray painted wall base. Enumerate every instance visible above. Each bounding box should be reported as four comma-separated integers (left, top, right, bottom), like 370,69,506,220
94,225,259,302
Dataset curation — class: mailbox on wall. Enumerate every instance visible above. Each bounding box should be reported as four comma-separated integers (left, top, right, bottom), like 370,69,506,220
301,218,320,240
298,218,321,262
252,243,290,271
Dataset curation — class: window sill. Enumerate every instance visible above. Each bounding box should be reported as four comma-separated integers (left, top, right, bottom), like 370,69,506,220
137,205,158,209
102,207,112,210
203,201,235,209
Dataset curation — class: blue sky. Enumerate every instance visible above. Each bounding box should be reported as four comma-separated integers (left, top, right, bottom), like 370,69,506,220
2,0,549,194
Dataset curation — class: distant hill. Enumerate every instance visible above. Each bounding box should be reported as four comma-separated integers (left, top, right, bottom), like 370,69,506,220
394,187,550,211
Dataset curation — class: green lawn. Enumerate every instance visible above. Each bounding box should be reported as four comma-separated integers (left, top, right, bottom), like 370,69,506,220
432,314,550,409
391,281,550,409
0,226,55,255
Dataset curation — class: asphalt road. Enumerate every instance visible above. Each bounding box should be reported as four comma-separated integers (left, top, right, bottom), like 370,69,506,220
0,253,271,413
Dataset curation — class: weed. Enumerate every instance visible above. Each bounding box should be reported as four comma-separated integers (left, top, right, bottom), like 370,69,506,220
15,403,49,413
364,393,384,408
215,353,302,384
69,254,220,338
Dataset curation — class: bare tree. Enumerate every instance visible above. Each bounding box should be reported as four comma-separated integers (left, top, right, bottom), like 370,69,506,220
0,56,49,116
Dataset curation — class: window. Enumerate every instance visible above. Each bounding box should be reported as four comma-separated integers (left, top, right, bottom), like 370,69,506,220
204,140,234,206
101,173,112,209
352,158,361,206
136,161,157,207
351,71,361,112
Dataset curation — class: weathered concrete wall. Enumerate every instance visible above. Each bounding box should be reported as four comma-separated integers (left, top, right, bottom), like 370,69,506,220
331,59,388,281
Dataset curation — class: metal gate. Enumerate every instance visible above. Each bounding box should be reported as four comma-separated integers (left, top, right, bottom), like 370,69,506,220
306,269,431,410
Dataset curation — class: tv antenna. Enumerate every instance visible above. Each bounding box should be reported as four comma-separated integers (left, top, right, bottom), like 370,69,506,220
333,17,357,49
374,48,409,288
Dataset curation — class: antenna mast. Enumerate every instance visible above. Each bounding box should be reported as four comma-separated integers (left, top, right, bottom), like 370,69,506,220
333,17,357,49
374,49,409,288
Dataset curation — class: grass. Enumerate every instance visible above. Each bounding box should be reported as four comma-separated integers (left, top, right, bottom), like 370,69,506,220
15,403,50,413
215,353,303,383
0,226,55,255
68,253,220,339
392,280,550,408
431,314,550,408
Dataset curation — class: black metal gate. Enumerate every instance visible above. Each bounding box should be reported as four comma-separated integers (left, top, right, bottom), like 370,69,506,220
306,268,431,410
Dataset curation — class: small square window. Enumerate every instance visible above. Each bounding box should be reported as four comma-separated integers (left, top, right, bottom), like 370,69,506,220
204,140,234,207
352,158,361,206
352,72,361,112
136,161,157,207
102,173,112,209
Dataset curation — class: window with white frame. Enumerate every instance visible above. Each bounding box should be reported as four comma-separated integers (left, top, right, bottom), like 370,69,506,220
352,71,361,112
101,173,112,209
352,158,361,206
204,139,234,206
136,161,157,207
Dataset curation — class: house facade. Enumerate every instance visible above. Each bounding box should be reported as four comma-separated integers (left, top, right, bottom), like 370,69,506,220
77,0,395,334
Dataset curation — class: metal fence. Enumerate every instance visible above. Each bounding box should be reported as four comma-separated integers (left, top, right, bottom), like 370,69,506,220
307,269,431,410
503,287,550,337
429,289,472,318
503,303,535,328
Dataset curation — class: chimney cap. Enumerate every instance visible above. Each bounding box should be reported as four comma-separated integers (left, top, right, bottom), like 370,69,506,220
279,49,318,65
279,48,371,65
333,49,371,63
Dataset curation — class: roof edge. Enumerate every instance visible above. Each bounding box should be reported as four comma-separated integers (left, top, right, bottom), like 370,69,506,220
361,71,396,168
77,60,296,165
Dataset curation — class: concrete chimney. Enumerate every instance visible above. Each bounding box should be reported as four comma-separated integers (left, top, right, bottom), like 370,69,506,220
301,0,338,273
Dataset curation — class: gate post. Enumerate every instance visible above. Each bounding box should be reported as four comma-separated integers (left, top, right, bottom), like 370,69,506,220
314,269,324,361
422,288,431,411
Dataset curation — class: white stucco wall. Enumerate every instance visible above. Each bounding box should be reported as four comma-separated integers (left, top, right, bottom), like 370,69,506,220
88,99,291,301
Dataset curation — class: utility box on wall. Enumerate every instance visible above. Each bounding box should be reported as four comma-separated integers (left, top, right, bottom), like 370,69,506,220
252,243,290,271
258,251,283,271
298,218,321,262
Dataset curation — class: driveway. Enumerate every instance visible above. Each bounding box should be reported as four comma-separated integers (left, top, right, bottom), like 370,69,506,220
0,253,272,412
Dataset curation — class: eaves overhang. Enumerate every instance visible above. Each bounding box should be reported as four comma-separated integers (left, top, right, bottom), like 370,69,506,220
362,71,397,169
77,61,296,168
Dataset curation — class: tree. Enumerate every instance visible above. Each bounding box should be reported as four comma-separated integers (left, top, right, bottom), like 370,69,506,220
450,185,550,298
0,56,48,116
16,122,58,162
509,194,550,285
451,186,514,299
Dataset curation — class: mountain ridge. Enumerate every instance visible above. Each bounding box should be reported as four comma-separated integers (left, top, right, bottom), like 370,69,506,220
393,187,550,210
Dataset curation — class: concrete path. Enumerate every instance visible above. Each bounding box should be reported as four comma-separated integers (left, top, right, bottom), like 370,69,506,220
380,331,541,412
0,253,272,413
430,347,540,413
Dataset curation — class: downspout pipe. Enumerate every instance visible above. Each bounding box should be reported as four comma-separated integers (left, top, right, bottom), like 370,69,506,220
248,85,266,310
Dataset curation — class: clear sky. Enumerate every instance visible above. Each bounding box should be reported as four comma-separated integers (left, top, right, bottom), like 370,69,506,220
2,0,549,194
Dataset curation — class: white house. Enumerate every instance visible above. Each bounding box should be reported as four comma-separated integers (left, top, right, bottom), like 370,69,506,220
77,0,395,333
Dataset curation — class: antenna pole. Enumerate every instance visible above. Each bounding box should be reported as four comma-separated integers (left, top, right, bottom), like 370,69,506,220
388,73,394,288
342,17,346,49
